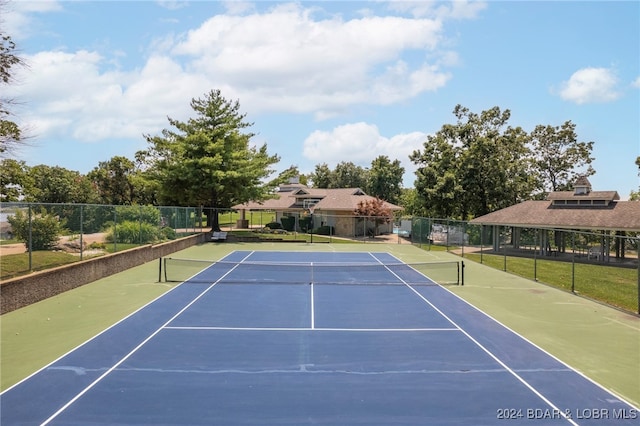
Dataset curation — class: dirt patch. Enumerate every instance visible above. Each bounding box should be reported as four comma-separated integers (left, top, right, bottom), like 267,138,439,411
0,233,108,256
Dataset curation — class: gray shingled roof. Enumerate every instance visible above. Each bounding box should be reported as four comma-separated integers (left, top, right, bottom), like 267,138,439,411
546,190,619,201
469,200,640,231
234,187,402,212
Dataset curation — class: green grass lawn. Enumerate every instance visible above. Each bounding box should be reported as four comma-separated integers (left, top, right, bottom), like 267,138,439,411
0,251,81,280
1,244,144,280
464,253,638,313
217,211,277,228
230,230,354,244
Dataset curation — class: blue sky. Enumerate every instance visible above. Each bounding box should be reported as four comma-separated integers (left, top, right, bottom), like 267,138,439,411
5,1,640,198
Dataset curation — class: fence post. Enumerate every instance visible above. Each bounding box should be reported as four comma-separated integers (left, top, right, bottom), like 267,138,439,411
446,218,450,251
503,226,507,272
571,232,576,293
637,238,639,314
461,221,465,257
80,205,84,261
480,224,484,264
113,207,117,252
28,204,33,272
533,228,538,281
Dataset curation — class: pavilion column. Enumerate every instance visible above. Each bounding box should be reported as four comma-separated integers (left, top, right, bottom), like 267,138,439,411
492,225,500,251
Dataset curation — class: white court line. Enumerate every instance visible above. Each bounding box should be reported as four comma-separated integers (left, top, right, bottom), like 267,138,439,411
39,251,256,426
164,326,459,332
310,263,315,329
371,252,580,426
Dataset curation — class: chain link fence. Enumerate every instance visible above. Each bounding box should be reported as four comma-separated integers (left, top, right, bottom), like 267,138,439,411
409,217,639,314
2,205,637,314
0,202,205,279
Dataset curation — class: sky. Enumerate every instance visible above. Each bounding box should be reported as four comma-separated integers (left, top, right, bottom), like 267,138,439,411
4,0,640,199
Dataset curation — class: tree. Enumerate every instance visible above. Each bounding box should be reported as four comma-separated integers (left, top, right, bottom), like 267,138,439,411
410,105,535,219
409,123,462,219
140,89,280,230
0,158,31,201
1,12,27,156
366,155,404,204
88,156,137,205
399,188,427,217
310,163,332,188
456,106,537,216
332,161,368,188
353,197,392,237
530,121,594,193
26,165,98,204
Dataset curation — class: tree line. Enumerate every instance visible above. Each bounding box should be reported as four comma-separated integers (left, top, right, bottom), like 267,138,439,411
2,89,622,227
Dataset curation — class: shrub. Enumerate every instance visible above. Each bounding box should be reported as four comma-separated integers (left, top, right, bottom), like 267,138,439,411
116,205,161,225
280,216,295,231
105,220,159,244
7,207,66,250
299,216,312,232
88,241,106,250
159,226,176,240
314,225,334,235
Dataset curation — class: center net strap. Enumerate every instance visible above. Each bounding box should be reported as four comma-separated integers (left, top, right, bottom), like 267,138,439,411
162,258,462,286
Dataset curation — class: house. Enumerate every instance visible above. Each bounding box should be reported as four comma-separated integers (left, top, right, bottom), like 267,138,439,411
469,177,640,259
0,221,13,240
233,182,403,237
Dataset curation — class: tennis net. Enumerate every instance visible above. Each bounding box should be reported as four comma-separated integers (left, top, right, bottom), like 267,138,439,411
160,257,464,286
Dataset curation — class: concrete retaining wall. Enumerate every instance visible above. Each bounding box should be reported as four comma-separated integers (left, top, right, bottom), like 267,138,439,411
1,233,206,314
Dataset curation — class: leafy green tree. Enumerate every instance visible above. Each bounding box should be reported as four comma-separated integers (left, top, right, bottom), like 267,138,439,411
88,156,137,205
366,155,404,204
140,89,280,230
399,188,426,217
409,124,462,218
332,161,368,188
410,105,535,218
0,158,31,201
456,106,536,216
530,121,594,192
310,163,332,188
27,165,98,204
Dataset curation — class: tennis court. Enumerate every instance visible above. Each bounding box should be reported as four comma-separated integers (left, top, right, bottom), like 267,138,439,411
2,250,637,425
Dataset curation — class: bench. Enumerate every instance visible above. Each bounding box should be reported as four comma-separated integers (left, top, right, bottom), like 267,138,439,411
211,231,227,242
587,246,603,260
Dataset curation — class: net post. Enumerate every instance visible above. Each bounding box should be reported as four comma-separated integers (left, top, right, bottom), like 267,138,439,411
460,261,465,286
158,257,163,282
163,257,168,283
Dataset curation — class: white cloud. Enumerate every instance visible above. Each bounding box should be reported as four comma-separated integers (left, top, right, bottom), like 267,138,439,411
386,0,487,20
222,0,256,15
9,50,203,142
8,2,463,145
558,67,621,104
2,0,63,40
302,122,426,185
632,76,640,89
156,1,189,11
171,3,450,117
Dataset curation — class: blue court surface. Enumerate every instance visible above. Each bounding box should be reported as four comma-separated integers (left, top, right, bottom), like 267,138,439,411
2,251,638,425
